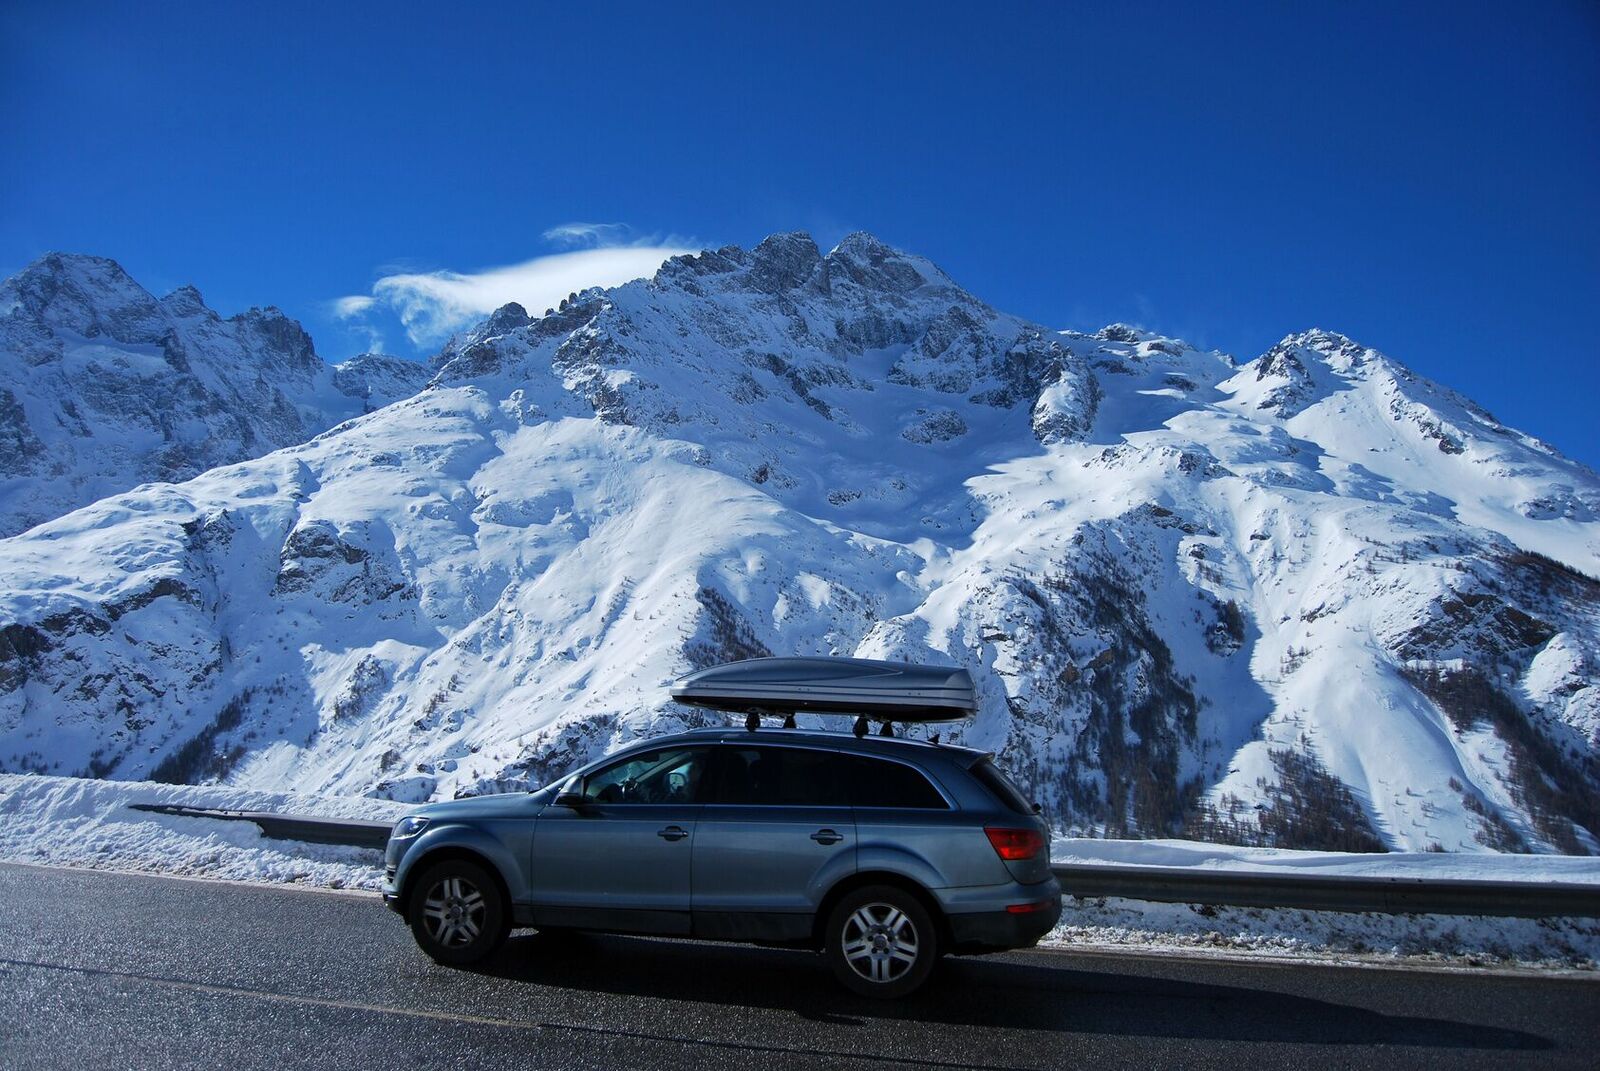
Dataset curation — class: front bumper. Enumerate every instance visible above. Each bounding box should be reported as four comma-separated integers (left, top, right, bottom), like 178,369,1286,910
381,861,403,913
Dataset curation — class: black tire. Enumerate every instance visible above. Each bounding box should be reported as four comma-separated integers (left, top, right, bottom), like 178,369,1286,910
824,884,938,998
407,858,510,966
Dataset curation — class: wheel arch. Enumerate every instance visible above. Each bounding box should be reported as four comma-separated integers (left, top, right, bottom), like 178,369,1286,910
398,844,513,921
812,869,950,951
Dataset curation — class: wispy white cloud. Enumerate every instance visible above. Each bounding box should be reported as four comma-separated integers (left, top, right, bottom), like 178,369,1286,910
328,294,386,353
334,226,697,348
331,294,377,318
542,221,635,248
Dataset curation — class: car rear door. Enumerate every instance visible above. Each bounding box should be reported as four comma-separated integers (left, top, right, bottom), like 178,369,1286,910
691,743,856,941
528,745,711,935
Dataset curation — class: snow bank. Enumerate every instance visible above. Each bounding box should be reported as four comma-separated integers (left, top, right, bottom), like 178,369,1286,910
0,773,409,890
1051,837,1600,884
1045,897,1600,970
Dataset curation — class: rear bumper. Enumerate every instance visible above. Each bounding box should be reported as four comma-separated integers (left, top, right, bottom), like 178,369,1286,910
943,876,1062,952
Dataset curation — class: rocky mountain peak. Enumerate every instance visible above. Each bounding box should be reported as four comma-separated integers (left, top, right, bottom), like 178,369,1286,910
159,284,211,319
1241,330,1374,417
0,255,436,537
226,306,319,372
482,302,533,338
1274,328,1372,370
1097,323,1151,343
820,230,940,294
745,231,821,293
1,252,163,342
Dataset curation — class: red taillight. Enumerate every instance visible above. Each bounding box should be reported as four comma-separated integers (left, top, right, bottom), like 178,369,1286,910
985,826,1044,861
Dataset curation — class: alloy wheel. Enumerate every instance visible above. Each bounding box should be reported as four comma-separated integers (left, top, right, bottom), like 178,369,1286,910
839,901,920,984
422,875,486,948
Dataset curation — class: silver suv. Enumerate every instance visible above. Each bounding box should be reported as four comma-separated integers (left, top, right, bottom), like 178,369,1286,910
382,728,1060,997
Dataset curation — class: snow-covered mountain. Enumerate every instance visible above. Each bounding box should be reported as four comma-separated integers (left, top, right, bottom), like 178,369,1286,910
2,233,1597,854
0,253,431,537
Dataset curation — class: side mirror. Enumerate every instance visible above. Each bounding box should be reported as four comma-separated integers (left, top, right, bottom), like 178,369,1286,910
554,792,587,809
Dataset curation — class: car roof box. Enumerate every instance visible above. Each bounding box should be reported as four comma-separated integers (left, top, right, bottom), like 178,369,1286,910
670,656,977,722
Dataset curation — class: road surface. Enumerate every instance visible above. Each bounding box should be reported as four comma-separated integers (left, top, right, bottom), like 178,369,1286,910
0,862,1595,1069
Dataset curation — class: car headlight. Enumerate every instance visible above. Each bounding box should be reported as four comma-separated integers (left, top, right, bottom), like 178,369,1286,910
392,816,430,840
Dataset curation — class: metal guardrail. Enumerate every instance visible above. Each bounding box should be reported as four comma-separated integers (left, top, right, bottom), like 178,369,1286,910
1052,862,1600,919
128,804,393,850
130,804,1600,918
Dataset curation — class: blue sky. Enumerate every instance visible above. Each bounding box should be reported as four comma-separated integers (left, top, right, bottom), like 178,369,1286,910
4,1,1597,465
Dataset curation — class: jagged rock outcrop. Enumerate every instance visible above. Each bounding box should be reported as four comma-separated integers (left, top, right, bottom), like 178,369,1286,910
0,254,430,536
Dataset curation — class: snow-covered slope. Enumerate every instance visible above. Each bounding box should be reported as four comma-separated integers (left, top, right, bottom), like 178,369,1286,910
0,254,431,537
1,234,1597,854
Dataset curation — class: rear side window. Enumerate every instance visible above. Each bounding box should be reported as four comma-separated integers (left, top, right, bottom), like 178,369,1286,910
970,757,1034,815
847,755,949,809
711,746,852,806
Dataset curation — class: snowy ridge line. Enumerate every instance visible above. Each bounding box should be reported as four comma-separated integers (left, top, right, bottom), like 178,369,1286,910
141,802,1600,918
1053,863,1600,918
127,803,393,850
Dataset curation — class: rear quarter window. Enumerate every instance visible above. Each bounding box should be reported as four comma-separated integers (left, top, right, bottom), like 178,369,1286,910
847,755,949,809
969,757,1035,815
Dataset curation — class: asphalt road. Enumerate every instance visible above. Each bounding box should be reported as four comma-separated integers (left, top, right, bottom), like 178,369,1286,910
1,862,1596,1070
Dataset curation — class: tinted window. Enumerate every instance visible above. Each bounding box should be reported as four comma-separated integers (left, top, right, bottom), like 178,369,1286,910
711,746,851,806
848,755,949,809
581,748,710,805
970,757,1034,815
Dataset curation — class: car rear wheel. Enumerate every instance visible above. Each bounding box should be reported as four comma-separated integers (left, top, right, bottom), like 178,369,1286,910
408,858,509,966
825,885,937,998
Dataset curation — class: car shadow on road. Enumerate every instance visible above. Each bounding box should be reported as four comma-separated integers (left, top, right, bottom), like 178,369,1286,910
469,931,1553,1052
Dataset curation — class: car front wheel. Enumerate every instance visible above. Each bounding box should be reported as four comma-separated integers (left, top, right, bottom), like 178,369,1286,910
408,858,509,966
825,885,938,998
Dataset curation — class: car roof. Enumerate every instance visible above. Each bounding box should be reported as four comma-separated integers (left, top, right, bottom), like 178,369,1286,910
635,726,986,763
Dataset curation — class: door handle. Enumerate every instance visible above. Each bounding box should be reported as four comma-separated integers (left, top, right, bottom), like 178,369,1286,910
810,829,844,845
657,826,690,842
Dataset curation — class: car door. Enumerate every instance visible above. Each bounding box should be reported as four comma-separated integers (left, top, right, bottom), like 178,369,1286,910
691,743,856,941
528,745,712,935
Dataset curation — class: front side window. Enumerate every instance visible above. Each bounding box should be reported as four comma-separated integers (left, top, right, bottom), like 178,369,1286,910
581,747,709,805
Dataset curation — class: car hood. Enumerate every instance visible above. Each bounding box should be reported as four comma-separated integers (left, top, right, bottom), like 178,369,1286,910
411,792,544,822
